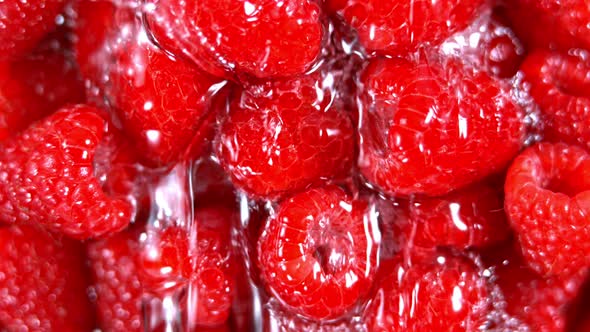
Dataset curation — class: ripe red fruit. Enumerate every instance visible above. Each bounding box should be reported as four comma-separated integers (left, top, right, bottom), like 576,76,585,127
481,33,523,79
520,50,590,150
394,181,511,250
75,0,226,167
0,105,133,239
364,251,490,331
0,225,94,331
257,186,379,320
0,31,85,141
140,207,235,327
87,226,144,331
217,70,354,199
503,0,590,52
0,0,66,59
358,56,525,196
482,240,586,332
442,8,524,78
145,0,325,79
325,0,484,55
504,143,590,278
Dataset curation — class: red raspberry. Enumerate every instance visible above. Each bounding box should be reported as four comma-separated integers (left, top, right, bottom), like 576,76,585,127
145,0,324,79
0,31,85,141
75,0,226,167
442,8,524,78
326,0,484,55
358,56,525,196
520,50,590,150
394,181,511,250
0,0,66,59
481,33,523,79
504,0,590,52
216,70,354,199
0,105,134,239
0,225,94,331
504,143,590,278
140,207,235,327
257,186,379,320
88,226,144,331
364,251,490,331
482,240,586,332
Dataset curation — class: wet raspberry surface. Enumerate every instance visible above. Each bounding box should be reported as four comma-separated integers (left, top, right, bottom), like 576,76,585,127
0,0,590,331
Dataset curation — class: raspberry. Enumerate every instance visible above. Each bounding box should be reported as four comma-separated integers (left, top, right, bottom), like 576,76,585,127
520,50,590,150
0,224,94,331
481,33,523,79
504,0,590,52
216,69,354,199
504,143,590,278
0,30,85,141
326,0,484,55
364,251,490,331
442,8,524,78
257,186,379,320
0,0,66,59
482,240,586,332
140,207,236,327
146,0,325,79
75,0,226,167
88,226,144,331
0,105,134,239
358,56,525,196
394,181,510,250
